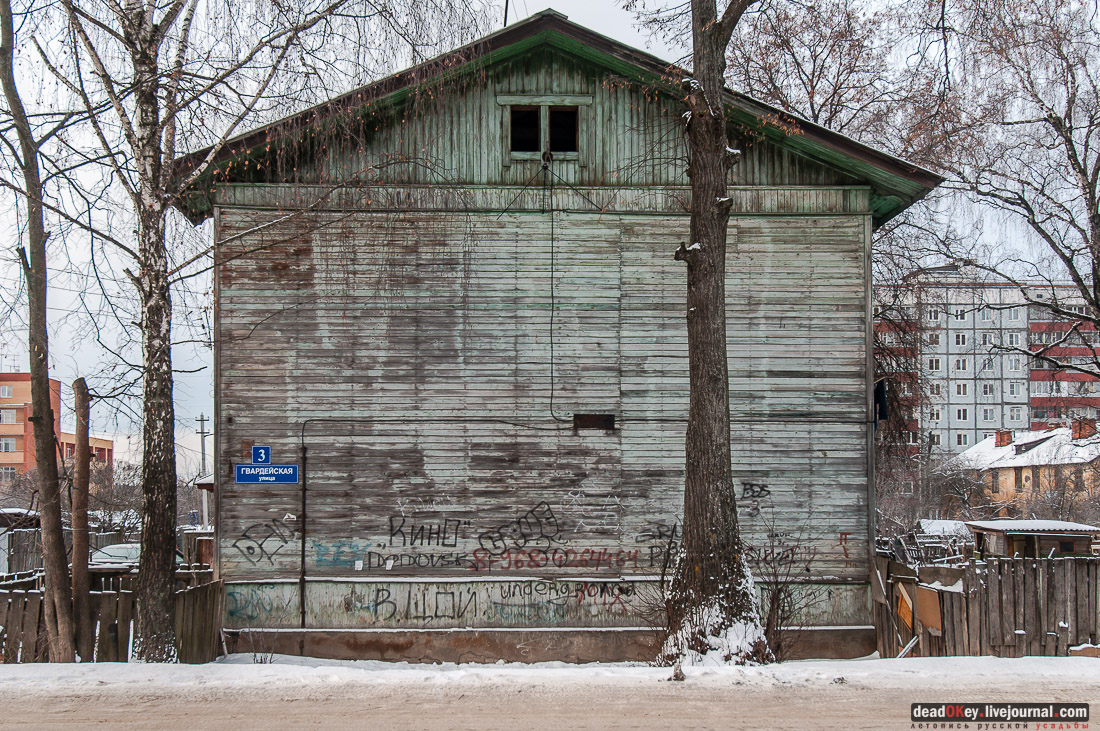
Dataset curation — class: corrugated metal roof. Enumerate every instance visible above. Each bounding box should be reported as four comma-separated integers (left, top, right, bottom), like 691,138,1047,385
965,519,1100,533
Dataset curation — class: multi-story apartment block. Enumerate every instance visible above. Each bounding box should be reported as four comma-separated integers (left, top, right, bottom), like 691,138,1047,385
0,373,113,484
876,265,1099,455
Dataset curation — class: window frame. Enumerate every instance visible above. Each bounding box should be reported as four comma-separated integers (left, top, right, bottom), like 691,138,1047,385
499,95,591,167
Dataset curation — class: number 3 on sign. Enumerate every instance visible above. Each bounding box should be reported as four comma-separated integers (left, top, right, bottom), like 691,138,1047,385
252,446,271,464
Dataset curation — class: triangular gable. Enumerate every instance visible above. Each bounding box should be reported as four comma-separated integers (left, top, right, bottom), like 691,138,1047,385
174,9,941,225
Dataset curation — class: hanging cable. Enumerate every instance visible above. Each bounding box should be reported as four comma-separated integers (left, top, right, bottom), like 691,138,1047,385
545,160,569,423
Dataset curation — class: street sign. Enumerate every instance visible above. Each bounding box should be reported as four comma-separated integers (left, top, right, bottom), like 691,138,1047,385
252,445,271,464
235,464,299,484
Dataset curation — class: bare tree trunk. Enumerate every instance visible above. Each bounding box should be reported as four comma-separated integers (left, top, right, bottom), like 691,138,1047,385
660,0,770,665
72,378,93,661
0,0,75,662
133,201,179,663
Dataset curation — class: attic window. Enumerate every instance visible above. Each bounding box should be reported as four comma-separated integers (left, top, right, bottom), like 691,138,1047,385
549,107,578,152
510,107,540,152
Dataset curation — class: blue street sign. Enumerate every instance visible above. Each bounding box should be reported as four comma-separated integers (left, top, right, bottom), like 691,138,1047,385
252,445,271,464
235,464,299,484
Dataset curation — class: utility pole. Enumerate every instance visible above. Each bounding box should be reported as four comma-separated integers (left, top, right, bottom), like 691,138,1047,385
196,412,210,526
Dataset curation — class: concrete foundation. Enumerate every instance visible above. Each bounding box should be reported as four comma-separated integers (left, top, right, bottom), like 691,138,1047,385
223,627,875,664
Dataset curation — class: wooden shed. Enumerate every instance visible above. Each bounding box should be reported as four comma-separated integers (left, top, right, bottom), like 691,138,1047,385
967,520,1100,559
176,10,940,661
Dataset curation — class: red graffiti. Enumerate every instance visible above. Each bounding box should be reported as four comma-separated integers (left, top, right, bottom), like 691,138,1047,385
838,532,852,559
471,547,640,572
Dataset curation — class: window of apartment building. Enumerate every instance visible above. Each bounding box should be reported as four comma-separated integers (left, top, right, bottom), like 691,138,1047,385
927,357,941,371
929,433,942,446
0,409,16,425
982,407,995,421
906,431,920,444
957,407,969,421
981,332,993,346
957,433,969,446
1010,406,1023,421
983,383,995,396
0,385,11,398
1008,308,1021,321
956,383,968,396
1009,381,1023,396
1008,333,1021,347
980,357,994,372
954,357,968,371
929,407,942,421
1009,356,1023,371
881,331,897,345
929,383,942,396
984,431,994,440
0,438,14,452
980,308,993,322
954,308,966,321
0,466,14,482
927,308,941,322
897,382,913,396
927,333,941,346
955,333,968,346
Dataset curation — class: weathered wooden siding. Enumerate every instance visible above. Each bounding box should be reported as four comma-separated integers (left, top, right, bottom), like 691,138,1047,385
278,50,860,191
214,187,872,628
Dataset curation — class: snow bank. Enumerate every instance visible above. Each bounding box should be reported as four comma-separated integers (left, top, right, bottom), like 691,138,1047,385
0,654,1094,695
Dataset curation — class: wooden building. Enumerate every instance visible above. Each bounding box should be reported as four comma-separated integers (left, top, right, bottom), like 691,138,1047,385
176,11,940,661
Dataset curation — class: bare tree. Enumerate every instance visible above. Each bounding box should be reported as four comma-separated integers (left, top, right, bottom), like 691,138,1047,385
650,0,771,666
42,0,489,660
912,0,1100,374
0,0,75,661
71,377,92,661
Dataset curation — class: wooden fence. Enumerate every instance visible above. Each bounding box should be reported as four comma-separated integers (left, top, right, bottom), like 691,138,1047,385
874,556,1100,658
0,580,224,663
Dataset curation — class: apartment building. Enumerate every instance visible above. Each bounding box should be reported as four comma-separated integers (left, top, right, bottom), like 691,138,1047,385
876,265,1099,454
0,373,113,483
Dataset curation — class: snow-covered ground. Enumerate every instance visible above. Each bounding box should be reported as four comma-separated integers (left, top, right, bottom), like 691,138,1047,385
0,654,1096,729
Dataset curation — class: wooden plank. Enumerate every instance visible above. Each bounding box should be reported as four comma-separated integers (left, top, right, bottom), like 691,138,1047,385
0,592,9,660
941,592,954,655
1090,559,1098,643
1055,560,1069,656
96,592,118,663
1064,560,1077,654
999,560,1013,647
1045,560,1058,656
3,593,22,663
1076,560,1089,646
117,591,133,662
1037,559,1049,655
1013,558,1025,657
965,564,979,656
22,592,42,662
1025,560,1038,656
987,560,1002,647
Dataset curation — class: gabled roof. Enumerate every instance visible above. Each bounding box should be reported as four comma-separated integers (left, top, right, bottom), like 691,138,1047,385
174,9,941,225
951,427,1100,470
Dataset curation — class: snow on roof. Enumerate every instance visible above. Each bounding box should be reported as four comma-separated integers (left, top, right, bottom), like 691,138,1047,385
919,519,971,537
965,519,1100,534
949,427,1100,470
0,508,38,516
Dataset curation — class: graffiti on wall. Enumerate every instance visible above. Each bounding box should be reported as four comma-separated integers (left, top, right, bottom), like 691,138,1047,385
233,518,294,565
224,578,651,630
